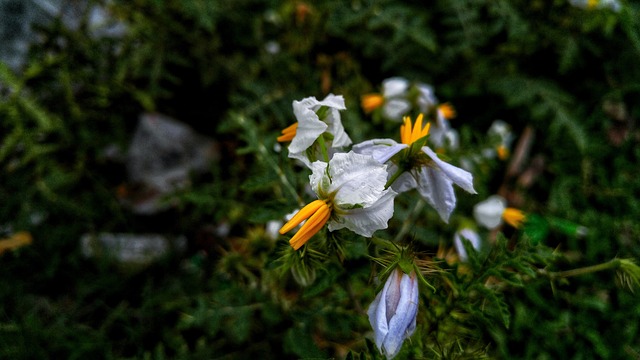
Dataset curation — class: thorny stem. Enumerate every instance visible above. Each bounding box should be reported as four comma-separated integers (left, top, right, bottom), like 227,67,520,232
235,113,304,206
540,259,621,279
394,198,426,243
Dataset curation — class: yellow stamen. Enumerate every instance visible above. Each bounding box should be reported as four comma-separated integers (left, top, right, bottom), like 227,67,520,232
289,203,331,250
400,114,431,145
437,103,456,120
502,208,526,228
587,0,599,8
277,122,298,142
400,117,411,145
361,94,384,113
497,145,509,160
279,199,325,234
0,231,33,255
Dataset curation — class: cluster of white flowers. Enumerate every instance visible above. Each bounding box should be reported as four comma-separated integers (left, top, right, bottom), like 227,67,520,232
277,93,476,252
273,82,483,357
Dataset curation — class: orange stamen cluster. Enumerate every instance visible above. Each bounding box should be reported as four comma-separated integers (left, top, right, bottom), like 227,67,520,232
400,114,431,146
277,122,298,142
361,94,384,114
496,145,509,160
437,103,456,120
502,208,526,228
279,200,332,250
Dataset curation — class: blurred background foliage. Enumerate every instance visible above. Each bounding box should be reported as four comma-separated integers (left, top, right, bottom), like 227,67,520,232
1,0,639,358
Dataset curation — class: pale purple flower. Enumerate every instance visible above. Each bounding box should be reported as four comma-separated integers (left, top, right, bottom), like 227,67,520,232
367,268,419,359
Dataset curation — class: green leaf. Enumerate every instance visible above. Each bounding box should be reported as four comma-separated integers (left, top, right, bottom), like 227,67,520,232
474,285,511,329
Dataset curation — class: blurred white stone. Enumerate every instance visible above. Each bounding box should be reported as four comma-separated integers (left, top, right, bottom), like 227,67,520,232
125,113,218,214
80,233,187,267
0,0,127,71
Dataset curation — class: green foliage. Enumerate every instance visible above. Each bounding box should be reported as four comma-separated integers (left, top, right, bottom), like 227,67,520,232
1,0,640,359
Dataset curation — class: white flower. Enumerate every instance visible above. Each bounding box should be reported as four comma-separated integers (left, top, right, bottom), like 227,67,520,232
279,94,351,168
416,83,438,114
473,195,506,229
381,77,411,121
279,152,397,250
428,109,451,148
454,228,481,261
473,195,526,229
382,77,410,97
367,268,419,359
352,115,476,223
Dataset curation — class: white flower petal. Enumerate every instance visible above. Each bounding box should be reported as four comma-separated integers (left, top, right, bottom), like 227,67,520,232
383,99,411,121
309,160,330,194
352,139,407,164
320,94,352,148
329,189,397,237
414,167,457,223
416,83,438,113
288,95,349,168
382,77,410,97
428,112,450,148
422,147,476,194
443,129,460,150
473,195,506,229
390,170,416,194
326,152,388,207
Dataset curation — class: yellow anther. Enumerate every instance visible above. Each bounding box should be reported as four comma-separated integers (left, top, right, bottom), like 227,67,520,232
280,200,332,250
438,103,456,120
289,202,331,250
502,208,526,228
279,199,325,234
277,122,298,142
497,145,509,160
361,94,385,113
400,114,430,146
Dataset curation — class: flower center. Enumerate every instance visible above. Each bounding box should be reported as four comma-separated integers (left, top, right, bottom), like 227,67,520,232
502,208,526,228
277,122,298,142
437,103,456,120
400,114,431,146
497,144,509,160
279,199,332,250
361,94,384,113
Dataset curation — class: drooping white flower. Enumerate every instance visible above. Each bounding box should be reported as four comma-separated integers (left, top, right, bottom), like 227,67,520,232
367,267,419,359
454,228,482,261
416,83,438,114
428,103,457,149
353,115,476,222
473,195,526,229
484,120,515,160
279,152,397,250
277,94,351,168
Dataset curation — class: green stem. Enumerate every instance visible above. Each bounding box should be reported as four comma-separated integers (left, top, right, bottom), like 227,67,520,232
546,259,621,279
394,198,425,243
385,167,406,189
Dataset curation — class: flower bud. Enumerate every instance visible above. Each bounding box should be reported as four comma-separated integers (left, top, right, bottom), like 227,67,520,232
367,268,419,359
